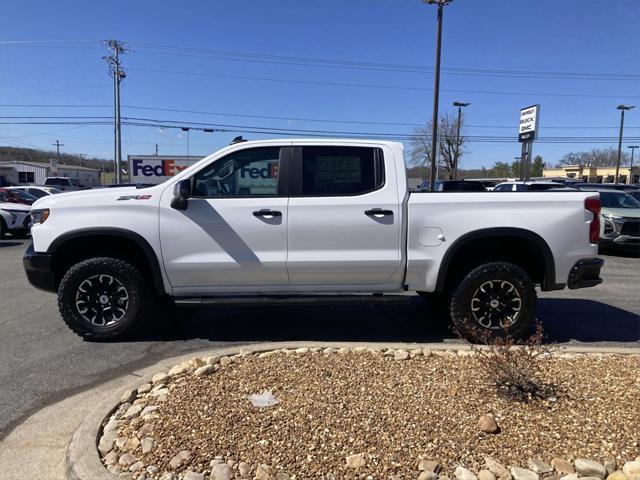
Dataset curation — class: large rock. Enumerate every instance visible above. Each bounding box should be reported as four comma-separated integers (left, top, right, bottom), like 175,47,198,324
210,463,232,480
575,460,607,479
419,460,442,473
120,389,137,404
137,383,152,394
238,462,251,476
552,459,575,475
183,471,204,480
455,466,478,480
345,453,366,468
477,414,500,434
141,437,154,454
419,472,438,480
607,471,629,480
510,467,539,480
623,462,640,480
122,405,143,420
118,453,136,467
103,451,119,466
168,450,192,469
394,350,409,361
151,372,169,384
528,459,553,475
194,364,215,376
479,470,497,480
485,456,512,480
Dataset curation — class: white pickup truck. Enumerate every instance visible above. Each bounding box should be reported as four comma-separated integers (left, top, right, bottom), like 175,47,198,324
24,139,604,340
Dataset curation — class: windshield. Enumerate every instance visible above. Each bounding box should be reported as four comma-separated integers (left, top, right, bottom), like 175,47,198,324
45,178,68,186
599,191,640,209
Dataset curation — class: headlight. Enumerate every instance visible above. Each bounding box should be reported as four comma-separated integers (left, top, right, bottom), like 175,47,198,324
31,209,50,225
602,214,623,221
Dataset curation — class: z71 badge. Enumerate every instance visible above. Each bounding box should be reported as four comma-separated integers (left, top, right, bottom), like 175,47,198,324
117,194,153,201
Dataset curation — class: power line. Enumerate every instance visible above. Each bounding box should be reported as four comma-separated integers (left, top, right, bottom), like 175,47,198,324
127,67,640,99
130,42,640,81
2,105,639,130
3,118,637,144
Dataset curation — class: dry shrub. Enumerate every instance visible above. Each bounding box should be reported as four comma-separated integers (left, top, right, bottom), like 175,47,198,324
455,319,559,402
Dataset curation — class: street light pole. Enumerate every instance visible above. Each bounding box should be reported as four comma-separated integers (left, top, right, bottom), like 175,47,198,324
629,145,639,184
615,104,635,184
453,101,470,180
424,0,452,191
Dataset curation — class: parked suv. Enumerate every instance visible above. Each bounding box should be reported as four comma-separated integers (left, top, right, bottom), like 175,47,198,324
43,177,82,191
578,188,640,250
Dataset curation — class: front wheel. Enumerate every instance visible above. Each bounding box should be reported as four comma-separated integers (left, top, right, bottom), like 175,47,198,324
449,261,536,340
58,257,152,341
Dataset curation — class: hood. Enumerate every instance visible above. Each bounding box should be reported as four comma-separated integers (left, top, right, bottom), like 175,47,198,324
32,185,161,209
601,206,640,219
0,201,31,212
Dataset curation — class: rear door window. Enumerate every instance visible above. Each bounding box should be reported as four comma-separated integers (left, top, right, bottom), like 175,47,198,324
299,146,383,196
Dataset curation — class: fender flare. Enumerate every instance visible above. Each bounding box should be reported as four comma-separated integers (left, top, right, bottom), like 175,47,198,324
435,227,561,292
48,227,166,296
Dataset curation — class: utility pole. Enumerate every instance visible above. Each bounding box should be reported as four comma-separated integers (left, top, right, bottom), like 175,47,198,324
629,145,639,184
615,104,634,184
514,156,521,179
424,0,452,191
452,101,469,180
102,40,129,184
52,140,64,164
154,143,159,156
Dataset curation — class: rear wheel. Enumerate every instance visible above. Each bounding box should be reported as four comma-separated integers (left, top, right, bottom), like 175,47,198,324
0,218,6,239
449,261,536,340
58,257,152,341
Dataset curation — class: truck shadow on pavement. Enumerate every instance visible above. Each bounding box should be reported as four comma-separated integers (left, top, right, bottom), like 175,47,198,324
136,296,640,345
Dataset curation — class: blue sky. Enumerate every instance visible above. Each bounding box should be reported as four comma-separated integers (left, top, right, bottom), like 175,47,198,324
1,0,639,169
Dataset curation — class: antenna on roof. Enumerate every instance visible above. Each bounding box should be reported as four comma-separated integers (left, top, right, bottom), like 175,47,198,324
230,136,247,145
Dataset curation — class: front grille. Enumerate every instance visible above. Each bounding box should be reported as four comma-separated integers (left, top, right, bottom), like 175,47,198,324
23,215,31,228
621,220,640,236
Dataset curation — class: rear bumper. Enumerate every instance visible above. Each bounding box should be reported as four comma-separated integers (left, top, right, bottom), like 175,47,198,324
23,243,56,292
567,258,604,290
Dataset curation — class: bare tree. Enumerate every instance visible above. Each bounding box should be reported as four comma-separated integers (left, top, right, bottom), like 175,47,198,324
410,112,467,180
557,148,629,167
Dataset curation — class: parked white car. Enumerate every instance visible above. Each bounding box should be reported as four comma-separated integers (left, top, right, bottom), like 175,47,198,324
25,139,603,340
43,177,82,192
8,186,63,199
493,181,565,192
0,202,31,238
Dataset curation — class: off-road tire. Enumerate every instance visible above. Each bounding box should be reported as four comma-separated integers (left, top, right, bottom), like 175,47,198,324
58,257,153,341
0,218,6,239
449,261,536,340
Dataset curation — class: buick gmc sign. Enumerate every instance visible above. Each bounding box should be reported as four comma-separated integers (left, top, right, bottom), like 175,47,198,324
128,155,202,184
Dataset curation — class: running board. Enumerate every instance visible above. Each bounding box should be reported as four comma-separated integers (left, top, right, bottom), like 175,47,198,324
175,293,415,307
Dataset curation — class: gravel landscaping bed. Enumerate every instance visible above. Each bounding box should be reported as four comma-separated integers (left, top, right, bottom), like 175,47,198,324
98,348,640,480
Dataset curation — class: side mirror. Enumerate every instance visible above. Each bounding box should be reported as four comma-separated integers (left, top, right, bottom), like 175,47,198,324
171,179,191,210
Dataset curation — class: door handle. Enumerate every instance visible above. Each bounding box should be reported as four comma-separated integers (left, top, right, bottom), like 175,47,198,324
365,208,393,216
253,209,282,217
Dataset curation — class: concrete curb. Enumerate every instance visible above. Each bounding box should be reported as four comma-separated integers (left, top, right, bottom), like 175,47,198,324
65,341,640,480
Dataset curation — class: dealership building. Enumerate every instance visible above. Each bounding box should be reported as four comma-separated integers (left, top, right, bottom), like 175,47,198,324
0,160,101,187
542,165,639,184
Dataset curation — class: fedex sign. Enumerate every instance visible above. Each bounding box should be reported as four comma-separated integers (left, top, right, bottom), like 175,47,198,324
128,156,202,184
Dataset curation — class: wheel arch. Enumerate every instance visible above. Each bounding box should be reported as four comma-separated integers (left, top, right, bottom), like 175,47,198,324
47,228,166,296
435,227,561,293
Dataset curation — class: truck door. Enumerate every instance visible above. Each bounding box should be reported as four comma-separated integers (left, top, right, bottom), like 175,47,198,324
159,146,290,293
286,144,403,287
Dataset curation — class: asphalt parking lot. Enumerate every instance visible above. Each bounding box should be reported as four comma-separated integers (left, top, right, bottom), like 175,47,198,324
0,239,638,438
